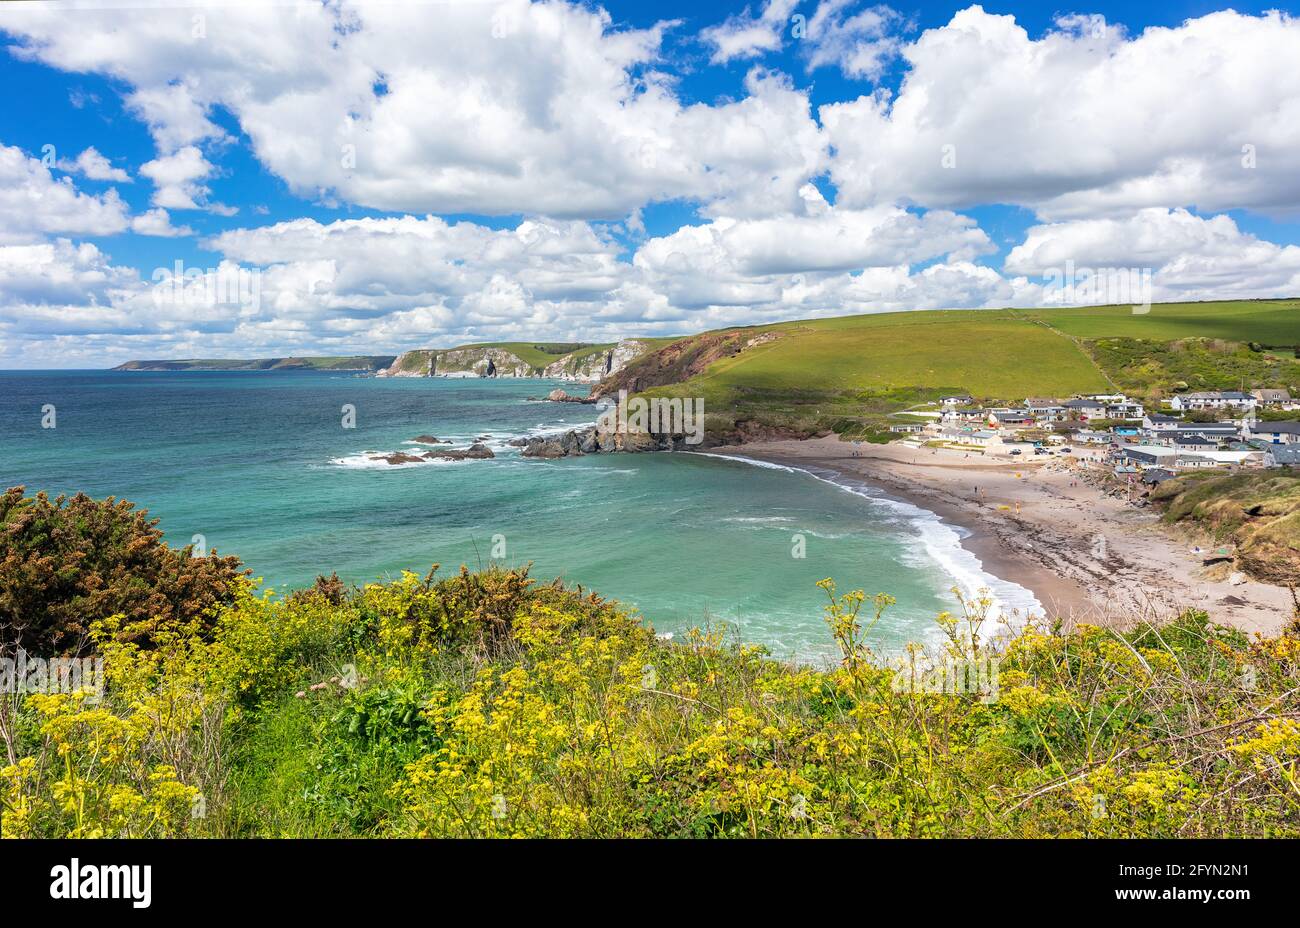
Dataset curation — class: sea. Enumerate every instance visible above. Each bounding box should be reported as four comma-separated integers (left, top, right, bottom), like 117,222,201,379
0,370,1040,664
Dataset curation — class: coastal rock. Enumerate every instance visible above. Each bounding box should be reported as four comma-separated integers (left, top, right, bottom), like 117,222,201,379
411,435,448,444
422,442,496,461
370,452,425,465
545,388,595,404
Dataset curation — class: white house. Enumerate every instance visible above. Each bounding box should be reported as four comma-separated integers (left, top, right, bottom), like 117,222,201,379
1245,421,1300,445
1169,391,1257,412
1063,398,1106,420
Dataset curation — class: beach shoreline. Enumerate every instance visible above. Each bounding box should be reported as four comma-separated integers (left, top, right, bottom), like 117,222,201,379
704,435,1295,636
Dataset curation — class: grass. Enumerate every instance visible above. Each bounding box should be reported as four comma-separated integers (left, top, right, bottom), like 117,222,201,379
1020,299,1300,345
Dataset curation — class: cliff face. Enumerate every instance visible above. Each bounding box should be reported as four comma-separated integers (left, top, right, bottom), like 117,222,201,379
379,339,652,381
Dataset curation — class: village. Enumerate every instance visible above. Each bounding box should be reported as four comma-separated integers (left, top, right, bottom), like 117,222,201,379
885,387,1300,482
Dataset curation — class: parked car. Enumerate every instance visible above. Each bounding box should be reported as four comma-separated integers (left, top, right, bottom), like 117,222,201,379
1010,449,1022,455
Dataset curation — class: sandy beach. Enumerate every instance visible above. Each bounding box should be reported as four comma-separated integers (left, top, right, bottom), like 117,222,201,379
708,435,1295,636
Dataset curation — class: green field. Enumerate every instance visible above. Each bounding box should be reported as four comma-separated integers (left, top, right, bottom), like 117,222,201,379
1019,299,1300,344
622,300,1298,439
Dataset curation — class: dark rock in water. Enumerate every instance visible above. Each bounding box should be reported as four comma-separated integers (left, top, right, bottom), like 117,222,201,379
410,434,447,444
370,452,425,465
545,388,595,404
579,430,598,453
422,442,496,461
507,437,529,447
521,437,568,458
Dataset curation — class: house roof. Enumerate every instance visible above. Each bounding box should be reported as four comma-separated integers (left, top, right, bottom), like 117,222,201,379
1255,389,1292,401
1063,399,1103,408
1269,447,1300,464
1255,421,1300,435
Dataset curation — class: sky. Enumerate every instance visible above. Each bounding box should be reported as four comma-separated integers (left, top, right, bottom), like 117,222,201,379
2,0,1299,368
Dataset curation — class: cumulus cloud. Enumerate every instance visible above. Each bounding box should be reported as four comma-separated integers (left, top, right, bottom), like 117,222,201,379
0,143,130,244
0,0,826,220
702,0,799,64
800,0,903,80
58,146,131,182
130,208,195,238
822,7,1300,217
1005,208,1300,303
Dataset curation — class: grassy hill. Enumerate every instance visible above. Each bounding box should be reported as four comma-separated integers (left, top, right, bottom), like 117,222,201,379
597,300,1298,440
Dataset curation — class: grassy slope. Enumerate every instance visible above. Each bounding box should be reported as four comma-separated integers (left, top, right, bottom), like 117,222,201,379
1151,472,1300,584
625,300,1297,438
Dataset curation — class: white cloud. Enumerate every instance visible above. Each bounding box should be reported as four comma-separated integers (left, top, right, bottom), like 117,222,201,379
0,143,130,244
58,146,131,182
138,145,233,214
822,7,1300,217
1005,208,1300,302
801,0,902,80
702,0,799,64
0,0,826,220
130,208,195,238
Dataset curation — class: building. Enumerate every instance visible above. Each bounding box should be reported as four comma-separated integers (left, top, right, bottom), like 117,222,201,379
1267,446,1300,467
1106,399,1146,419
940,429,996,447
1024,398,1066,421
1145,421,1241,445
1063,398,1106,420
1245,421,1300,445
1172,434,1217,450
941,395,973,407
888,423,926,434
1252,389,1293,407
1142,414,1183,433
1168,391,1257,412
1122,445,1260,470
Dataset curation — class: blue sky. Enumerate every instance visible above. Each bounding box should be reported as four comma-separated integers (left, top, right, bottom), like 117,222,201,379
1,0,1298,366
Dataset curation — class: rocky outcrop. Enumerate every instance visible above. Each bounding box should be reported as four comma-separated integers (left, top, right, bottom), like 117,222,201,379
541,339,653,381
519,425,693,459
369,442,495,464
410,435,448,444
369,452,426,465
422,442,496,461
543,388,594,404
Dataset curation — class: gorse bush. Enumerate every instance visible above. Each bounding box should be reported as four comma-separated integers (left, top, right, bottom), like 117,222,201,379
2,506,1298,837
0,487,247,656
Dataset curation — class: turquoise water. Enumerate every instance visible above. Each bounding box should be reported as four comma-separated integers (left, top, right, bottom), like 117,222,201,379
0,371,1036,663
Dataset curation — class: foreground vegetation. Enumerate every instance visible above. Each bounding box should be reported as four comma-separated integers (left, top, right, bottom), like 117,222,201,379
3,489,1300,839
